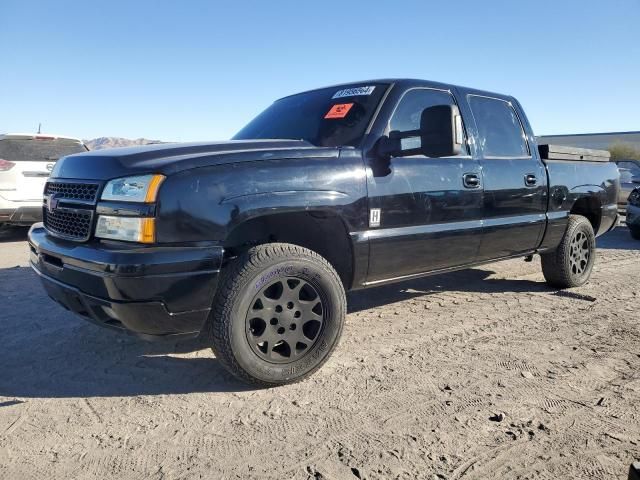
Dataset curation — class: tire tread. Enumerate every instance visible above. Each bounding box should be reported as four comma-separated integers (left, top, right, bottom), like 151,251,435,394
541,214,595,288
206,242,346,387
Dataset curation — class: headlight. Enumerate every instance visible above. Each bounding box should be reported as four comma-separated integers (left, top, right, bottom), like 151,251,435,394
101,174,165,202
629,189,640,206
95,216,155,243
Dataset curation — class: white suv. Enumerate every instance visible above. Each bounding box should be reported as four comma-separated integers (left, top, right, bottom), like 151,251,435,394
0,133,87,226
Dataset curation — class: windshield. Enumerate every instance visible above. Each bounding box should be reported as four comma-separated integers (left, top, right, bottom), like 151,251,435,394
0,138,86,162
233,83,389,147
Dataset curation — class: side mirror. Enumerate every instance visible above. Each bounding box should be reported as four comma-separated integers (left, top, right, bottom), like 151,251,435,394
376,104,464,160
419,104,464,158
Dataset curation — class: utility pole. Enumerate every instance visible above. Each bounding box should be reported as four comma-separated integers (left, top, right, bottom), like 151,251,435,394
37,123,41,134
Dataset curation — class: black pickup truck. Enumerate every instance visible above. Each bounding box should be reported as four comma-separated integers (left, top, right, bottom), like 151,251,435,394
28,79,619,386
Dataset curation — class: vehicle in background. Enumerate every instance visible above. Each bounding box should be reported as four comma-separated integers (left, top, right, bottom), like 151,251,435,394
614,159,640,212
627,187,640,239
0,134,88,226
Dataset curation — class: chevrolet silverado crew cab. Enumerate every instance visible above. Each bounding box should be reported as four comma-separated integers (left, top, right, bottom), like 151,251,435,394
0,133,87,226
28,79,619,386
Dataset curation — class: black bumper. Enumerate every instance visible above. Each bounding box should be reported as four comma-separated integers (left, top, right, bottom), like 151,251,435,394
28,224,224,339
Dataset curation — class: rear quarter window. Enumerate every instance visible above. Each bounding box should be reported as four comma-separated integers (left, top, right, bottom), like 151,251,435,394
468,95,530,158
0,139,86,162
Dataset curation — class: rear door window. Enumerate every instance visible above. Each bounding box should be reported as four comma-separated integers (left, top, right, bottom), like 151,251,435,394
468,96,530,158
0,138,86,162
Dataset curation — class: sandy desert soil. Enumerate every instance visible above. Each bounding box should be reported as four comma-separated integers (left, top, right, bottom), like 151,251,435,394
0,226,638,479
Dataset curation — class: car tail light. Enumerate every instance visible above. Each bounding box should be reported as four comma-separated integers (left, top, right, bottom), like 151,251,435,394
0,159,15,171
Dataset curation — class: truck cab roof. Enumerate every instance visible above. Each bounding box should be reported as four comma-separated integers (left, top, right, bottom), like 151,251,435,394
280,78,515,104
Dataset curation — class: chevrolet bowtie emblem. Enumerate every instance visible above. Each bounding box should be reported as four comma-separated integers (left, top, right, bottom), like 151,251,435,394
47,194,60,213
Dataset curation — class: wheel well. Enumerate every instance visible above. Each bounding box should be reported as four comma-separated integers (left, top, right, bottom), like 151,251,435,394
223,211,354,289
570,196,601,233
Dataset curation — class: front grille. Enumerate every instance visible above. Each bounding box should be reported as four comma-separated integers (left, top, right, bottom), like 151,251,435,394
43,181,100,242
45,182,99,202
43,207,94,241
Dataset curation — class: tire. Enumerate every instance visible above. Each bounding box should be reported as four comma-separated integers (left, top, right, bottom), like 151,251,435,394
630,226,640,240
541,214,596,288
207,243,346,387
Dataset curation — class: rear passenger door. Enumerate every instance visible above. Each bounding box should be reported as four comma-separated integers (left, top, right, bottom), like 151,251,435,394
466,95,547,260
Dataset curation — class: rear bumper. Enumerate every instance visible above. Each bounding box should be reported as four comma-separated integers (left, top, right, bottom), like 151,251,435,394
627,204,640,228
28,224,224,339
0,206,42,225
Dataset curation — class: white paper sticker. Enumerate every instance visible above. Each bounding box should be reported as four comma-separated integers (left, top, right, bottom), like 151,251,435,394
332,86,376,99
369,208,381,228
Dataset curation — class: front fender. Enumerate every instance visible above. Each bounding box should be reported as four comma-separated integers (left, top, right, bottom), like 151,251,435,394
155,155,368,243
220,190,353,233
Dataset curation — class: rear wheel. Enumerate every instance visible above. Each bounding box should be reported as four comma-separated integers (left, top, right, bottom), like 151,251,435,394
207,243,346,387
630,226,640,240
541,215,596,288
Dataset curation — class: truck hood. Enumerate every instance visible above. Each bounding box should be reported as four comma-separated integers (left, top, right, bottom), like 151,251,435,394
51,139,340,180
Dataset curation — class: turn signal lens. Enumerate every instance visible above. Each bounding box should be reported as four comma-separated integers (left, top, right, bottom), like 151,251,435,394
144,174,165,202
140,218,155,243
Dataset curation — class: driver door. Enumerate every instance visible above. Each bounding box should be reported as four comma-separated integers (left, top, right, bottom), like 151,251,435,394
365,88,483,284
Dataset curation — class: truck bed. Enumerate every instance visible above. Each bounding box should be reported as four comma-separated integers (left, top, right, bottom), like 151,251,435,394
538,144,611,162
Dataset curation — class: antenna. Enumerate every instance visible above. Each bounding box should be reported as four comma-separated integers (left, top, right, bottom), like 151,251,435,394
37,123,41,134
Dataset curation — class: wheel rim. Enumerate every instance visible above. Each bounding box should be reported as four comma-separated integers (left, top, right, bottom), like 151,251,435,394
569,231,590,275
245,277,324,364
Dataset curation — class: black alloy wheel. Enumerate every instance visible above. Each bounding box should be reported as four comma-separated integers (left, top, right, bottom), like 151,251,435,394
246,277,324,363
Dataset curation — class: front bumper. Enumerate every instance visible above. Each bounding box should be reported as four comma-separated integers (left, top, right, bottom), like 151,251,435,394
28,224,224,339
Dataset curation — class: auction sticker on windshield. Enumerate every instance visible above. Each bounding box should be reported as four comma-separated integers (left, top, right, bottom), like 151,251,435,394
332,86,375,99
324,103,354,119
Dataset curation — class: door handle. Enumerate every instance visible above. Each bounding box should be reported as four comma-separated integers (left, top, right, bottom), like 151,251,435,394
463,173,481,189
524,173,538,187
525,174,537,186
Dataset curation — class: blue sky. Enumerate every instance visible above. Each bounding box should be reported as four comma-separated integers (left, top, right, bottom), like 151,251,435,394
1,0,639,141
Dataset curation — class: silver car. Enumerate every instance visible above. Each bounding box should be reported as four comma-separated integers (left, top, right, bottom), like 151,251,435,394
627,187,640,239
616,159,640,212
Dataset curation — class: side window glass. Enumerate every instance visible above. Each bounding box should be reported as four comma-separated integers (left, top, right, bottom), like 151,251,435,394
468,95,529,158
619,168,633,183
389,89,467,155
619,161,640,177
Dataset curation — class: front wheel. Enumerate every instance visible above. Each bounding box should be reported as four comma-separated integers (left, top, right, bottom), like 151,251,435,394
541,214,596,289
207,243,346,387
630,226,640,240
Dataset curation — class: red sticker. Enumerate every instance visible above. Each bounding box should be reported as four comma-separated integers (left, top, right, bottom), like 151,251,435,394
324,103,354,119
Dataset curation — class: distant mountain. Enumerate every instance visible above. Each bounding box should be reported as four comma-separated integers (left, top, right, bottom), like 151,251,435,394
84,137,164,150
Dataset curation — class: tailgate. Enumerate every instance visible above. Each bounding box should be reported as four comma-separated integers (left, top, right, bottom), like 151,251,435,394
0,137,86,202
4,160,53,201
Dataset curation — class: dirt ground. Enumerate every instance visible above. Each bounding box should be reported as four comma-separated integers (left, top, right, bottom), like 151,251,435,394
0,225,638,480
